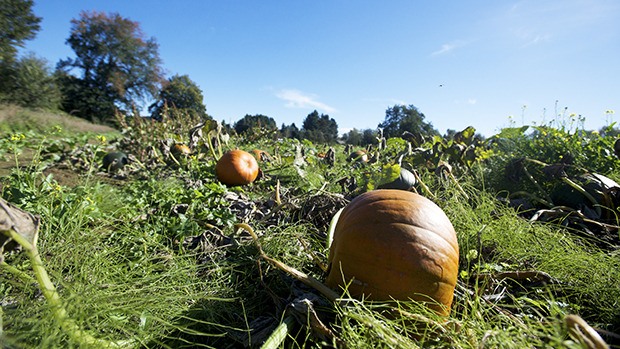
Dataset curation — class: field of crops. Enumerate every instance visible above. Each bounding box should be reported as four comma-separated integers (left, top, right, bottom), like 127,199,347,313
1,106,619,348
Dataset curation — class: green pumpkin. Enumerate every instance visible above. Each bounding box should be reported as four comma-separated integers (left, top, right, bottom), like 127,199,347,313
102,152,128,172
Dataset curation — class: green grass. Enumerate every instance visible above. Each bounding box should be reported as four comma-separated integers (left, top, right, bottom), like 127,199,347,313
1,106,619,348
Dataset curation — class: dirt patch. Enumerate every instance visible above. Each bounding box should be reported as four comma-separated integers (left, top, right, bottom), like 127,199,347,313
0,149,36,177
42,166,85,188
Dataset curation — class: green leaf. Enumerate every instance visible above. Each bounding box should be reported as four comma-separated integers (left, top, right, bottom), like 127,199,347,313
377,163,402,187
496,125,530,139
454,126,476,144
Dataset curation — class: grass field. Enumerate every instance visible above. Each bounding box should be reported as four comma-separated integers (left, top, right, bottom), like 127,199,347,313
1,105,619,348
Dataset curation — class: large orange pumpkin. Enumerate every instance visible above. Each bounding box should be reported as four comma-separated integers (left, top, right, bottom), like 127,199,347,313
215,149,259,186
325,189,459,316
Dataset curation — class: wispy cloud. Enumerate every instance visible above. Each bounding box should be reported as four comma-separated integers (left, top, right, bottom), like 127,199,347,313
431,40,468,56
522,33,551,47
513,27,552,47
502,0,617,48
275,89,337,113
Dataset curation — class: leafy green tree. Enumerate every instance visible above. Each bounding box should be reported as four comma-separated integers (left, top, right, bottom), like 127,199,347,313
301,110,338,144
342,128,378,146
149,74,207,120
362,129,378,145
234,114,277,135
342,128,363,145
57,11,164,123
378,104,439,140
1,53,61,109
0,0,41,98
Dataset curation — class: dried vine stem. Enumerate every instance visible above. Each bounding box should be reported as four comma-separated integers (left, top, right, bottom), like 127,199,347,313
235,223,340,302
565,314,609,349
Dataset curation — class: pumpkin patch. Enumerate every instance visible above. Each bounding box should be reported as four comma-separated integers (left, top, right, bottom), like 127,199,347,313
325,189,459,316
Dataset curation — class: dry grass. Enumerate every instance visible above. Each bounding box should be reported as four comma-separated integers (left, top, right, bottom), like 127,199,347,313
0,104,117,134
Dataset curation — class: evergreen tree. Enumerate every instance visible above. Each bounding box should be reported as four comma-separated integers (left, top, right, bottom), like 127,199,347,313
301,110,338,144
280,123,300,139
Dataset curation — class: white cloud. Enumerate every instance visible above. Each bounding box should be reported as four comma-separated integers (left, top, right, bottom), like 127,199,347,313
275,89,337,113
431,40,468,56
454,98,478,105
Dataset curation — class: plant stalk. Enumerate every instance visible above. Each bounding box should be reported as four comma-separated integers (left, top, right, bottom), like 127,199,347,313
235,223,340,302
2,229,133,348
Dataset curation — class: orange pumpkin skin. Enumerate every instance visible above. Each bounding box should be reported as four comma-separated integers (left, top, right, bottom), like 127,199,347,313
215,150,259,186
251,149,271,162
348,150,368,163
171,143,191,158
326,189,459,316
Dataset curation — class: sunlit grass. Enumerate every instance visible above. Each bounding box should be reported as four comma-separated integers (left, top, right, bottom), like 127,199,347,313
1,107,619,348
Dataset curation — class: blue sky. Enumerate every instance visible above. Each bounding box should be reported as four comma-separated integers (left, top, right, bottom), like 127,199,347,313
22,0,620,136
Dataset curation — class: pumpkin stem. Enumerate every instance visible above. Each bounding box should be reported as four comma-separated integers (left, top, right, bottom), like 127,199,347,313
274,179,282,206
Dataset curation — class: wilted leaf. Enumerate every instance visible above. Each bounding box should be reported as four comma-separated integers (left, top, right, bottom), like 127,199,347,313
0,199,40,260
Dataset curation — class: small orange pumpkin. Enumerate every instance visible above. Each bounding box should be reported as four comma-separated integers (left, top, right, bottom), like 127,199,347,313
251,149,271,162
170,143,191,158
215,149,259,186
326,189,459,316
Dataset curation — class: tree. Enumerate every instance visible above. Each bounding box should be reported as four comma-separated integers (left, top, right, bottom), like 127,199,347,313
280,123,300,139
234,114,277,135
342,128,363,145
378,104,439,140
1,53,61,109
342,128,378,146
0,0,41,64
0,0,41,98
301,110,338,144
57,11,164,123
149,74,207,120
362,129,378,145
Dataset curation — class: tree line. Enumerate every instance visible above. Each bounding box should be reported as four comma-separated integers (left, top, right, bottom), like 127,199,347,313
0,0,441,145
